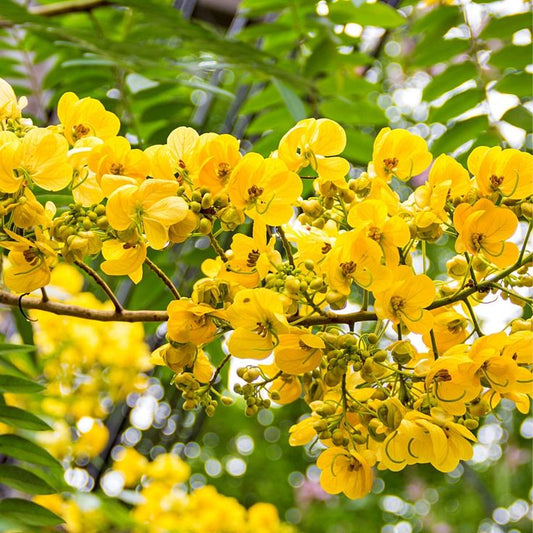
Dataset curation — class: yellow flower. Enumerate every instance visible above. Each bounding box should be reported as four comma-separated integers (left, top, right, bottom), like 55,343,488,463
112,447,148,487
248,503,280,533
57,91,120,145
371,127,432,182
227,152,302,226
166,299,224,345
469,146,533,200
151,342,214,383
347,198,410,266
89,135,150,184
0,128,72,193
317,446,374,500
197,133,242,194
422,307,468,354
413,154,471,222
425,344,481,415
145,452,191,485
373,265,435,334
226,288,290,359
0,77,26,121
73,419,109,458
454,199,519,268
0,228,57,293
277,118,350,182
274,328,324,374
68,136,105,206
106,179,188,249
261,362,302,405
324,230,384,297
100,239,146,284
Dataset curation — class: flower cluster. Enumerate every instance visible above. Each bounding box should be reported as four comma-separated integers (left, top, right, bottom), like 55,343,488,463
1,78,531,502
36,450,293,533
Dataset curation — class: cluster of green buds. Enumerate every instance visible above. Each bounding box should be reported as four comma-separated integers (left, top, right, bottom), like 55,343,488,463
297,187,354,230
264,260,326,314
182,187,242,234
52,203,107,261
233,366,272,417
173,372,219,416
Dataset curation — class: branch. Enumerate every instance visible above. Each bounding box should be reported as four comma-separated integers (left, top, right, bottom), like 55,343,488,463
145,257,181,299
74,260,123,313
30,0,110,17
0,290,167,322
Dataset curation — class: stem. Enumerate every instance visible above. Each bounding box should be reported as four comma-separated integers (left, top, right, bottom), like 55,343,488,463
277,226,295,268
429,329,439,359
463,297,483,337
518,217,532,265
145,257,181,299
208,232,228,262
74,260,123,313
208,353,231,388
40,287,49,303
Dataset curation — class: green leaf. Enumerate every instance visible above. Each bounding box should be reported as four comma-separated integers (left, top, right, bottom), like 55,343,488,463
0,435,62,470
0,406,52,432
342,128,374,165
494,72,533,99
480,13,532,39
431,116,488,155
329,2,406,28
501,106,533,130
423,62,478,102
320,98,387,126
412,38,470,67
0,465,56,495
240,85,282,115
272,78,307,122
429,88,485,123
489,45,531,71
0,375,44,394
0,499,63,527
410,5,461,39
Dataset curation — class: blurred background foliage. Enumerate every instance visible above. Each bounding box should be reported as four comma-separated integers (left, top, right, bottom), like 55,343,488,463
0,0,531,532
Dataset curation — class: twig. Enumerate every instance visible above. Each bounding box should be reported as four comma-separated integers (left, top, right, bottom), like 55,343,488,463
463,297,483,337
277,226,295,268
145,257,181,299
208,232,228,262
74,260,123,313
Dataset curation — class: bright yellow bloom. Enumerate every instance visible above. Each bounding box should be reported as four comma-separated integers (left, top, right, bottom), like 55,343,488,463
425,345,481,415
57,91,120,145
0,77,26,122
324,230,384,296
226,288,290,359
151,343,213,383
469,146,533,200
454,199,519,268
89,135,150,184
166,299,224,345
277,118,350,182
198,133,242,194
0,128,72,193
347,198,410,266
106,179,188,249
68,137,105,206
317,446,374,500
274,328,325,374
373,265,435,334
227,152,302,226
0,228,57,293
145,452,191,485
73,419,109,458
422,307,468,354
100,239,146,284
371,127,432,182
413,154,471,222
261,362,302,405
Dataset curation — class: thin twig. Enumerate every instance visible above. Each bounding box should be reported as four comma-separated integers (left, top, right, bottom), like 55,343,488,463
145,257,181,299
208,232,228,262
277,226,295,268
74,260,123,313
